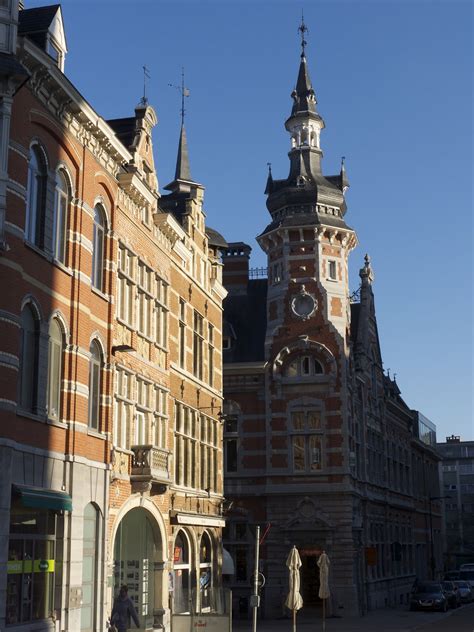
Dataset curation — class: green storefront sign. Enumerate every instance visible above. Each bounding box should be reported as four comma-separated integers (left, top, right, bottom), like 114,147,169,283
7,559,55,574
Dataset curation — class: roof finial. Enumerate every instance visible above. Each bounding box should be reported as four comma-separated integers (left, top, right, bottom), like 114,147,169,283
267,162,272,176
341,156,346,170
298,10,308,58
141,64,150,105
168,67,190,126
364,253,371,268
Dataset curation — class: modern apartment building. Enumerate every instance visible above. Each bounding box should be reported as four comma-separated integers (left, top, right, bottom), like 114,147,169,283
438,435,474,569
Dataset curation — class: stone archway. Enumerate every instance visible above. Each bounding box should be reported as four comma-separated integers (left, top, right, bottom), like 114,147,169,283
111,499,168,631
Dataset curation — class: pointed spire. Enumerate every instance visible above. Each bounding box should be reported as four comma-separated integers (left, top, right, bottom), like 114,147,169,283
175,123,192,182
359,254,374,285
264,162,273,194
290,15,318,117
340,156,349,191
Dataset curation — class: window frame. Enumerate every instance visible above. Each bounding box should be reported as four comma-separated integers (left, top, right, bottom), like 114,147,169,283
46,318,63,422
25,144,47,249
91,205,106,292
88,341,102,431
19,304,40,413
53,169,69,264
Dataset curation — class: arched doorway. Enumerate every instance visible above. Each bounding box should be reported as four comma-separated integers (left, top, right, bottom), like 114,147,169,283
113,508,163,631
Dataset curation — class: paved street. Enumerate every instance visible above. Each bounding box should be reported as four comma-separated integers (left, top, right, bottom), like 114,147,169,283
232,603,474,632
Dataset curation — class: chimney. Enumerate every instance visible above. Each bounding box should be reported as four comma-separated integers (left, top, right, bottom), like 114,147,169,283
222,242,251,295
446,435,461,443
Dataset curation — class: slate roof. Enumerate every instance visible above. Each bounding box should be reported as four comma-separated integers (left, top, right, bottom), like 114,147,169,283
223,279,267,363
350,303,360,344
106,117,136,150
206,226,228,249
18,5,60,35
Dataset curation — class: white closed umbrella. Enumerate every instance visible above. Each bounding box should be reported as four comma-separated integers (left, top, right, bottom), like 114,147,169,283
317,551,330,631
285,545,303,632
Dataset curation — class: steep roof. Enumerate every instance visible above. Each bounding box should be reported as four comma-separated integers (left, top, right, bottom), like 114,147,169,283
18,5,60,35
223,279,267,363
106,117,136,150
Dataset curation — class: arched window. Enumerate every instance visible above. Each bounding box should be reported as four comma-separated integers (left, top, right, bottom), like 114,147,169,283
54,170,69,263
81,504,99,632
88,341,102,430
91,205,106,291
286,355,323,378
26,145,47,248
47,318,63,421
19,304,40,412
173,531,191,614
199,532,213,612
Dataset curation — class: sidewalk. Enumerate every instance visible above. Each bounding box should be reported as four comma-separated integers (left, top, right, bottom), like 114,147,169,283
231,602,474,632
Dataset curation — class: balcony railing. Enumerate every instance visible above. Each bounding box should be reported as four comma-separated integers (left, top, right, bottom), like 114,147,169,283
130,445,172,491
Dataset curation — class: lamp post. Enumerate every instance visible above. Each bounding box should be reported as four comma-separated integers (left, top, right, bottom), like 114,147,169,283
428,495,450,580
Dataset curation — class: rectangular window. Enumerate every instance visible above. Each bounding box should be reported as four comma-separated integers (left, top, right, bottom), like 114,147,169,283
114,368,133,449
154,386,168,448
193,311,204,380
117,245,135,325
179,299,186,369
328,260,337,280
225,439,238,473
137,262,153,338
291,408,324,472
208,324,214,387
155,277,168,349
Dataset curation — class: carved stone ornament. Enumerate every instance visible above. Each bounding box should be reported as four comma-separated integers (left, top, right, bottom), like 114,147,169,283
290,285,317,320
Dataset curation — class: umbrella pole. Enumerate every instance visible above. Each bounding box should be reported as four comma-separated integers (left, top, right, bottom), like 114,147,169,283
322,598,325,632
293,608,296,632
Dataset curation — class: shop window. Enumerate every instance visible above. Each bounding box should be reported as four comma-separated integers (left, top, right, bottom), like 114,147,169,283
19,304,40,413
199,532,213,612
173,531,191,614
6,501,56,625
81,504,99,631
113,508,157,625
47,318,63,421
25,144,47,248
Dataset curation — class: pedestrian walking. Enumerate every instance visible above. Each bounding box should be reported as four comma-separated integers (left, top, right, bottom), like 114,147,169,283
110,585,140,631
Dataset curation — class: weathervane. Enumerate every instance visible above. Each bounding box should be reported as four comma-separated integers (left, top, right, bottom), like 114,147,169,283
142,64,150,105
298,10,308,57
169,67,190,125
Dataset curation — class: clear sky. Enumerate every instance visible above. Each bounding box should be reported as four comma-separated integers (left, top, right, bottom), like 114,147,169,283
27,0,473,441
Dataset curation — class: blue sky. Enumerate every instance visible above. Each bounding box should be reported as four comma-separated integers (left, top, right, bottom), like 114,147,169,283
28,0,472,440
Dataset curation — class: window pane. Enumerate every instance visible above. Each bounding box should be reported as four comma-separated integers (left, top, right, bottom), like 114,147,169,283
308,411,321,429
309,436,322,470
293,436,305,470
292,412,305,430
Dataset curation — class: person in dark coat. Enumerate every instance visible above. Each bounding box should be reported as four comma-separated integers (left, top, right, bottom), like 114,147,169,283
111,585,140,631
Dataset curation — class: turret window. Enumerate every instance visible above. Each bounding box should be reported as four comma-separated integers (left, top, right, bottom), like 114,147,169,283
328,260,337,280
286,355,323,378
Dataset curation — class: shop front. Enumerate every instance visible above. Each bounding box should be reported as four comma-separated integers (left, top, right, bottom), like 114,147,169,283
112,505,167,632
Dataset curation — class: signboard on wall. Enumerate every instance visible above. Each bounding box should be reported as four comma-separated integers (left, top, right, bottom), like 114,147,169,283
172,615,231,632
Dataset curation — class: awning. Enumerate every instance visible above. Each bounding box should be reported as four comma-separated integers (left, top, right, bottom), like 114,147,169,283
222,548,235,575
12,484,72,512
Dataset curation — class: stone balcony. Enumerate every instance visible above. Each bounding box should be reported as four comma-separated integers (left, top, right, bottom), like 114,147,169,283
130,445,172,494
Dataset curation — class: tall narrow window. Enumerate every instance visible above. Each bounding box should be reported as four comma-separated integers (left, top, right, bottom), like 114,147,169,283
91,205,106,291
88,341,102,430
155,276,168,349
328,260,337,280
179,299,186,368
193,311,204,380
54,170,69,263
117,244,134,325
114,368,132,449
173,531,190,614
25,146,47,248
199,532,213,612
47,319,63,421
81,504,99,632
208,324,214,387
19,305,40,412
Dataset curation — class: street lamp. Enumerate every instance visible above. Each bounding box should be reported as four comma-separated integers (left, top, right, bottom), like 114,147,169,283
428,495,451,580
